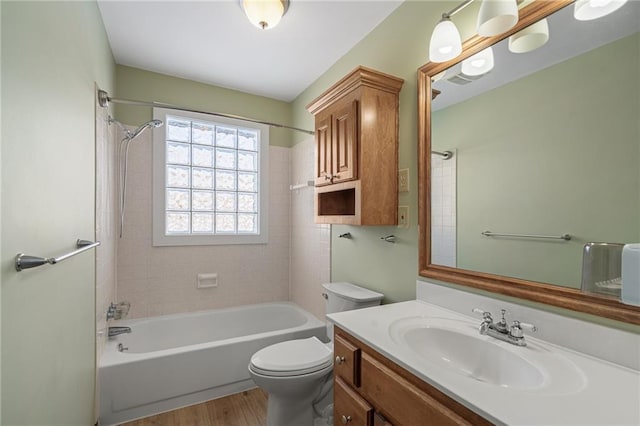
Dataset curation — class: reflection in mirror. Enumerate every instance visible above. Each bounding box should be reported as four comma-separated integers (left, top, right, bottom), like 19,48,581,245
418,0,640,325
430,2,639,291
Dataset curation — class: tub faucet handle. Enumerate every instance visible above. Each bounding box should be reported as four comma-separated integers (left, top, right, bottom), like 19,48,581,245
106,303,117,320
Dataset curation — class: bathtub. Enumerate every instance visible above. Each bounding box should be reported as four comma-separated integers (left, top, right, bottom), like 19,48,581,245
99,302,326,426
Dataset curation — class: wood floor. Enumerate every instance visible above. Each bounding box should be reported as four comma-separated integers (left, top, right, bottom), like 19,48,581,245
121,389,268,426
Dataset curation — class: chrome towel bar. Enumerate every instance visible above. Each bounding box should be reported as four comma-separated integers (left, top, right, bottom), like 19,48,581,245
481,231,571,241
15,239,101,271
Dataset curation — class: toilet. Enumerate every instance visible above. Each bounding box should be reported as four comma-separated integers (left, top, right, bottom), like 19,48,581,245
248,282,384,426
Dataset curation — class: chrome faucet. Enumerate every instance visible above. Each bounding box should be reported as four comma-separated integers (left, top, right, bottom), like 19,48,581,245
108,326,131,338
472,308,537,346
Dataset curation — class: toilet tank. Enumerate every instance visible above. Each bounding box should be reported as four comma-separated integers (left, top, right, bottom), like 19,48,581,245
322,282,383,341
322,282,384,314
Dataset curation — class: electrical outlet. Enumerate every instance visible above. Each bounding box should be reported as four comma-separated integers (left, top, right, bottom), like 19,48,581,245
398,205,409,228
398,168,409,192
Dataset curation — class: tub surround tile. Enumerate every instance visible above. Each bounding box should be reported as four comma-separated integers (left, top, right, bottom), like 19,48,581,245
117,141,291,318
289,139,330,321
114,138,328,320
96,104,118,358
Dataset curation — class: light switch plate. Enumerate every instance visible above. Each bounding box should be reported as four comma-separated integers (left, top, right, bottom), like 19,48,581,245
398,168,409,192
398,205,409,228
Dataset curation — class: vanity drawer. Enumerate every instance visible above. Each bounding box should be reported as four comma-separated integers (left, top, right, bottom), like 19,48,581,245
334,377,373,426
360,353,475,426
334,334,361,387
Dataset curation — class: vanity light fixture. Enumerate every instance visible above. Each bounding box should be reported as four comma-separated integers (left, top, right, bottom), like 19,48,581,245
574,0,628,21
508,18,549,53
428,0,518,63
461,46,494,75
429,15,463,62
242,0,289,30
476,0,519,37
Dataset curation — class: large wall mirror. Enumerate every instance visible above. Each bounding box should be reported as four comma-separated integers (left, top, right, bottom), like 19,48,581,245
418,0,640,324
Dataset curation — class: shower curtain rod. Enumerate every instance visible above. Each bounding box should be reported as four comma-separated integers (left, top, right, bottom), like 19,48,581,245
97,90,314,135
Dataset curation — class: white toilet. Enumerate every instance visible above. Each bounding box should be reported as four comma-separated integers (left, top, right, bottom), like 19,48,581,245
248,282,384,426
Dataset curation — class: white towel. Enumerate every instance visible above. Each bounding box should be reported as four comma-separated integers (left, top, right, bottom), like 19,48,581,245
621,243,640,306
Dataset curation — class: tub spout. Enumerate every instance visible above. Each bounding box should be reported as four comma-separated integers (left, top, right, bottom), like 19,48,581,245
108,326,131,338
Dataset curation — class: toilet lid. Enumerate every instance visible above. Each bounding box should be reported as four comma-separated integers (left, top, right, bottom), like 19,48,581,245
250,337,333,377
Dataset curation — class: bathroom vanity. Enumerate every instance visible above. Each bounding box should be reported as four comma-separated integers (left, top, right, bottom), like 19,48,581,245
334,326,490,425
328,281,640,426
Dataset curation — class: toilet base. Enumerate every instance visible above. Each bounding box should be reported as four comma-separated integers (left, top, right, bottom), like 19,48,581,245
249,364,333,426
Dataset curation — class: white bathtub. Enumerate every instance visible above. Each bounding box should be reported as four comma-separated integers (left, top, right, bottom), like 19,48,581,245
99,302,326,426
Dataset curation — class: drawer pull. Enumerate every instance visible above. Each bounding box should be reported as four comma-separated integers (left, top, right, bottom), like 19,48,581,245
341,415,352,424
335,355,346,364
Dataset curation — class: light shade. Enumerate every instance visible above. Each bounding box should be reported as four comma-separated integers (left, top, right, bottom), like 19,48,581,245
461,46,494,76
242,0,287,30
574,0,628,21
429,17,462,63
477,0,519,37
508,18,549,53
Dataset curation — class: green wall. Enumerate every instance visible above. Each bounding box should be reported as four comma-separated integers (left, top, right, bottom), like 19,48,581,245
115,65,294,147
1,1,115,424
433,33,639,289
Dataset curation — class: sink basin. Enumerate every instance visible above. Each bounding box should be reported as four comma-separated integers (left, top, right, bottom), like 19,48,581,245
388,316,587,395
400,326,545,389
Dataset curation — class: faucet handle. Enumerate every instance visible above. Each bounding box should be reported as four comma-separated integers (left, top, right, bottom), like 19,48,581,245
516,321,537,332
510,320,537,338
472,308,493,321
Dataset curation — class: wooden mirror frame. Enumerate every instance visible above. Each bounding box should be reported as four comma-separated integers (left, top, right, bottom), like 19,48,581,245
418,0,640,325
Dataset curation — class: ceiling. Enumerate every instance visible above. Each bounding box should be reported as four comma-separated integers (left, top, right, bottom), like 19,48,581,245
98,0,403,102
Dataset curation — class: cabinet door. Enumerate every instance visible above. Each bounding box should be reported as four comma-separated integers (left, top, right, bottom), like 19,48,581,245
334,377,373,426
360,353,473,426
315,114,332,186
334,334,361,387
331,100,358,184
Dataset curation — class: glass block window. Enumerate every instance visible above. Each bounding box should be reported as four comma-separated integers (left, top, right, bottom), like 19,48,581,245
153,108,268,246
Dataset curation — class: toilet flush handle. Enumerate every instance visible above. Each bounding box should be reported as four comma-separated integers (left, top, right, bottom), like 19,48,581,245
322,293,328,300
335,355,345,364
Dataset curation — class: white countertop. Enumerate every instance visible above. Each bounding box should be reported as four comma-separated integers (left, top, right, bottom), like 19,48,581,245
328,300,640,426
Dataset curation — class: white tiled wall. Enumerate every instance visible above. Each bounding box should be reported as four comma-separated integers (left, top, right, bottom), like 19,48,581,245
95,98,117,358
431,151,457,267
290,139,331,321
116,128,291,318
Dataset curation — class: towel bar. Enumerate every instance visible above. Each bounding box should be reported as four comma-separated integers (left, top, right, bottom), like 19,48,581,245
15,239,101,271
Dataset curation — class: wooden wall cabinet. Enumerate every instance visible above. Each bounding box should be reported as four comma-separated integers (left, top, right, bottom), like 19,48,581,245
306,67,404,225
333,327,492,426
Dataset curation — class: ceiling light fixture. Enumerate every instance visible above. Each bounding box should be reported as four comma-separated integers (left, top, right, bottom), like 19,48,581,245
242,0,289,30
508,18,549,53
573,0,628,21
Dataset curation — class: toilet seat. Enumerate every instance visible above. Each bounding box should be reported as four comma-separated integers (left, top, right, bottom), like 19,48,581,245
250,337,333,377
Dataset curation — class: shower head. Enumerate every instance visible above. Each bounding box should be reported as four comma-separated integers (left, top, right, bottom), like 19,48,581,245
129,119,163,140
108,117,163,141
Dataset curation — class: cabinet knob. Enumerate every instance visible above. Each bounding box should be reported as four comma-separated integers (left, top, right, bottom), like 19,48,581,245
335,355,345,364
341,415,352,424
